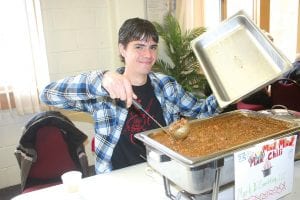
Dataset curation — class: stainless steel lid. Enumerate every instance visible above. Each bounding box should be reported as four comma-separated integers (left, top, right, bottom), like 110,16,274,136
191,11,293,108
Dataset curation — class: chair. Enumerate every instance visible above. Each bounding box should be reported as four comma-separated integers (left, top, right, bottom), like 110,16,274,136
236,87,271,111
15,111,89,193
91,136,95,153
236,101,265,111
271,78,300,112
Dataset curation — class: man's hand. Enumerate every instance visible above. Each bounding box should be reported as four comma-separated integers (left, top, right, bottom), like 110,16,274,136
102,71,137,108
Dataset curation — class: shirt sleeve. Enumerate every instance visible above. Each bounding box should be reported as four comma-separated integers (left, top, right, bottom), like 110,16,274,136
156,74,222,120
39,70,108,112
175,82,221,118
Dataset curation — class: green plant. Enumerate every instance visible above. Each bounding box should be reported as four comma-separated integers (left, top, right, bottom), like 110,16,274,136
152,13,208,97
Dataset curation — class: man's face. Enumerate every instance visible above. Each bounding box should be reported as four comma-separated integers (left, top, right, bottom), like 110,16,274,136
119,38,158,75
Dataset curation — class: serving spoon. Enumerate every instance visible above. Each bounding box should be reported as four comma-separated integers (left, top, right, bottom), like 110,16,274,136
100,70,190,139
132,100,190,140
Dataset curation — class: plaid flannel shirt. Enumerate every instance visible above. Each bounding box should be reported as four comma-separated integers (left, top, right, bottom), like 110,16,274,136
40,68,221,174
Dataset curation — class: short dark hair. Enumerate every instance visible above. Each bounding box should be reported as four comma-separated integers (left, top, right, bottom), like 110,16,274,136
118,18,159,62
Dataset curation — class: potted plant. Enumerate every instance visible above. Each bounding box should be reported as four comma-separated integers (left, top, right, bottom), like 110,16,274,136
152,13,208,97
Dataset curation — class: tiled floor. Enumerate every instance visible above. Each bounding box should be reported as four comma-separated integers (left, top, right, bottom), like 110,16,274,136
0,166,95,200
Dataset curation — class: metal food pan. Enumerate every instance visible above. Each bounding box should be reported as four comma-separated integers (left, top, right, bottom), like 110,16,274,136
136,110,299,166
135,110,300,194
191,11,292,108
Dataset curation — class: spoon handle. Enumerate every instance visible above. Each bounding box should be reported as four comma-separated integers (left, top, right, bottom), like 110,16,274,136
132,100,174,138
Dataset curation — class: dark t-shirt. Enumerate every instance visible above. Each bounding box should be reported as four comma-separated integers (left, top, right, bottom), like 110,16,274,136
111,76,166,170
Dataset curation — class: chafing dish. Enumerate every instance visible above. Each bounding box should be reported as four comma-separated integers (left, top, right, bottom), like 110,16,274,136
135,110,300,196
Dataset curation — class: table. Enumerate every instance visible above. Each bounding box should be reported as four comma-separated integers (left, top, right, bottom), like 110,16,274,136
12,161,300,200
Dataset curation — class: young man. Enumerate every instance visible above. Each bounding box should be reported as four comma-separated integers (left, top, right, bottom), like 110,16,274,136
40,18,221,174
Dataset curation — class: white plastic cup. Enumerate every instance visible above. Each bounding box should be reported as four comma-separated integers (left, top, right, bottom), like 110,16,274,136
61,171,82,193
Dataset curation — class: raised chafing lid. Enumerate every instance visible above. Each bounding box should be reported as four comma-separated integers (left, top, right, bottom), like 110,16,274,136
191,10,293,108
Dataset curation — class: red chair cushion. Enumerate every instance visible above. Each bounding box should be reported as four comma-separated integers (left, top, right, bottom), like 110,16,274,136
237,101,265,111
28,126,77,179
91,137,95,153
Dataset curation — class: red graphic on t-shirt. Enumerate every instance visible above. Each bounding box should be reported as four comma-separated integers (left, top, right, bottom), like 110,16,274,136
124,99,154,144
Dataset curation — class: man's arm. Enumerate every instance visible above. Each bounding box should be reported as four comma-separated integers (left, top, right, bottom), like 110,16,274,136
40,70,108,111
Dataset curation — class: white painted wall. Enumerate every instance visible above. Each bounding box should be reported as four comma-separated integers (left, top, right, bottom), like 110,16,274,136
42,0,146,81
0,0,145,189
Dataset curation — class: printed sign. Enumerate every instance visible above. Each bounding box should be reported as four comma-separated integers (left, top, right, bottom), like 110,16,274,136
234,135,297,200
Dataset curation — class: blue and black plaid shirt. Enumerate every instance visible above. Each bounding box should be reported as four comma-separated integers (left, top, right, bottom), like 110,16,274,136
40,68,221,174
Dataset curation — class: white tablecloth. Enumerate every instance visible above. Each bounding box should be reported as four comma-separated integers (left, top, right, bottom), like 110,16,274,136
12,161,300,200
